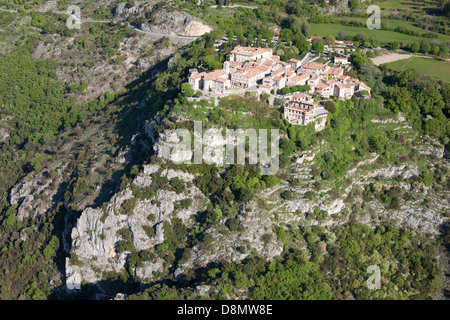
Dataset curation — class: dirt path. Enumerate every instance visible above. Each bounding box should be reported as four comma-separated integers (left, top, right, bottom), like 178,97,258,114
371,53,412,66
209,4,257,9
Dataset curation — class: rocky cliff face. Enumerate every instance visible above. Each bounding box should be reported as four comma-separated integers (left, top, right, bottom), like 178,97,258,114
64,123,285,288
8,111,447,294
141,10,212,37
67,164,206,285
65,153,285,287
114,3,212,37
10,163,68,221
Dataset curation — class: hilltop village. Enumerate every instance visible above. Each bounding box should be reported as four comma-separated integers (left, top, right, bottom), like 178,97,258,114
188,44,371,127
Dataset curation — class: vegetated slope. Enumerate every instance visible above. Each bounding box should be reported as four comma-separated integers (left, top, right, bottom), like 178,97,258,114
0,1,203,103
65,89,449,300
0,0,449,300
0,55,166,299
62,43,449,298
0,0,212,300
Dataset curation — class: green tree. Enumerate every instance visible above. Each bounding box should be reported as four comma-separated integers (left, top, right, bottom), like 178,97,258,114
368,134,387,152
336,30,347,40
43,236,59,260
350,51,369,69
293,35,311,53
181,82,194,97
281,87,291,94
439,44,449,55
410,42,420,53
323,100,336,113
203,56,222,70
420,43,431,53
312,40,324,54
280,29,293,44
325,34,336,46
301,24,310,38
355,32,367,43
431,45,440,55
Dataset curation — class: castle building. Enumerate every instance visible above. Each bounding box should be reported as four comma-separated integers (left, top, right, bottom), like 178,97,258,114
229,46,273,62
283,96,328,126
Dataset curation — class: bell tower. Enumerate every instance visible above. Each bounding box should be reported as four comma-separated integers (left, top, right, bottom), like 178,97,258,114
224,61,230,74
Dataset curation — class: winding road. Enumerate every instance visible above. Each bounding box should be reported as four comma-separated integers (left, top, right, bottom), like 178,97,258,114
0,6,200,45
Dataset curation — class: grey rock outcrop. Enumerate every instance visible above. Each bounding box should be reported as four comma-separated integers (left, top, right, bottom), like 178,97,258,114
0,127,9,142
114,3,212,37
141,11,212,37
114,3,142,19
174,201,284,279
153,127,262,166
65,257,81,291
9,165,67,221
67,164,206,285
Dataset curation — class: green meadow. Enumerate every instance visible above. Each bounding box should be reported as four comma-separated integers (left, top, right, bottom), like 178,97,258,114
383,56,450,82
338,17,450,42
309,23,450,44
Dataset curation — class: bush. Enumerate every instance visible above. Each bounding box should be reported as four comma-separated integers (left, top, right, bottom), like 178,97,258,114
263,175,278,188
156,243,169,255
142,225,155,238
281,190,294,200
410,42,420,53
206,208,223,224
431,46,440,55
323,100,336,113
175,198,192,210
114,55,126,65
420,43,431,53
226,217,239,231
439,44,449,55
170,177,186,194
122,197,137,215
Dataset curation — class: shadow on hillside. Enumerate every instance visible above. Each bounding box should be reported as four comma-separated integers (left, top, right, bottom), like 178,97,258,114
47,53,181,299
48,260,220,300
86,57,175,209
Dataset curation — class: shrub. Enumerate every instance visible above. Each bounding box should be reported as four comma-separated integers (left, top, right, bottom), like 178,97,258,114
410,42,420,53
323,100,336,113
122,197,137,216
421,43,431,53
142,225,155,238
156,243,169,255
226,217,239,231
281,190,294,200
431,46,440,55
170,177,186,194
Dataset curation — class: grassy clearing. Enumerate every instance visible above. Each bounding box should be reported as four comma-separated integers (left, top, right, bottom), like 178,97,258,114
309,23,446,43
383,56,450,82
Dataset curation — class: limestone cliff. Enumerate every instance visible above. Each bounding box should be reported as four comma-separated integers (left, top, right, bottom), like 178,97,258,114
114,3,212,37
